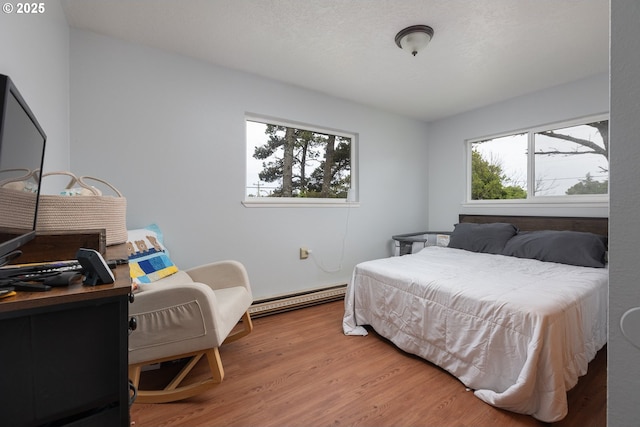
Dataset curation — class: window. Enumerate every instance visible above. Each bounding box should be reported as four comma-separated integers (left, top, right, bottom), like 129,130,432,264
245,115,355,205
468,115,609,201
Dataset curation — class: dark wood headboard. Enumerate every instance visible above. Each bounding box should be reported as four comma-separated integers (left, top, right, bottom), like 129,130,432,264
458,214,609,237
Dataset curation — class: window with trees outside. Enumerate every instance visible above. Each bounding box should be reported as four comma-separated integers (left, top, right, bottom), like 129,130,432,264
469,115,609,201
245,116,354,204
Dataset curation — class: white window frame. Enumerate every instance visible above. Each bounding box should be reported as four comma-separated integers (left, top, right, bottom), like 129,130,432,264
242,113,359,208
464,113,609,207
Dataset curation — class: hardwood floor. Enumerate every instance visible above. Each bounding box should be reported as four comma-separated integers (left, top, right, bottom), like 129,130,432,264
130,300,606,427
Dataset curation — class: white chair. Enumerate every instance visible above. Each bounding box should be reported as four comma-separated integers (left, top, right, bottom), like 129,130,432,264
128,260,253,403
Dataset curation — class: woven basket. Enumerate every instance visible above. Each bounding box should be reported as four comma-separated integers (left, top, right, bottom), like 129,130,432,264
37,172,127,246
0,191,37,229
0,168,39,231
0,170,127,246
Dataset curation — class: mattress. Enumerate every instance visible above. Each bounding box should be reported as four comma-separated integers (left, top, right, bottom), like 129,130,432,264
342,246,608,422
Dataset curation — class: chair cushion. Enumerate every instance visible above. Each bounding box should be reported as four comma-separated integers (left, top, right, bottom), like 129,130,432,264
127,224,178,285
137,270,193,293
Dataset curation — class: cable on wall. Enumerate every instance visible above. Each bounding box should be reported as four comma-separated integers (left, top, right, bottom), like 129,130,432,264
309,201,353,274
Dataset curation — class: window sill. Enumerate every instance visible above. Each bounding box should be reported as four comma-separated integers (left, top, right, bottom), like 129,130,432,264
461,198,609,210
462,197,608,208
242,198,360,208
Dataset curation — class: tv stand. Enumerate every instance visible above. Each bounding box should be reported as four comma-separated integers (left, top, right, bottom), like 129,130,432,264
0,242,132,426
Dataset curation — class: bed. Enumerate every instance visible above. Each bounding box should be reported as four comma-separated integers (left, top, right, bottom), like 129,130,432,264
343,215,608,422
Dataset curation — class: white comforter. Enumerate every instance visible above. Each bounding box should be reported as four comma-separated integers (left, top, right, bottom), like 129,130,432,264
343,246,608,422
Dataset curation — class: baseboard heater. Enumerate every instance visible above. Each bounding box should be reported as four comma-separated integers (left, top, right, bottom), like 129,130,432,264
249,284,347,318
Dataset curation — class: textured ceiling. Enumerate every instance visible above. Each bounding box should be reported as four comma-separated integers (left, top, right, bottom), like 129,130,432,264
62,0,609,122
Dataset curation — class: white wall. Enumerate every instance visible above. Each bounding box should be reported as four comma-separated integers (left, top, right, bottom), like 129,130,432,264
0,2,70,173
426,73,609,230
609,1,640,425
69,29,430,299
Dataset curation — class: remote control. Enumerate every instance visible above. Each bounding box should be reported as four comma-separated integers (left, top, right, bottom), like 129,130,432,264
10,281,51,292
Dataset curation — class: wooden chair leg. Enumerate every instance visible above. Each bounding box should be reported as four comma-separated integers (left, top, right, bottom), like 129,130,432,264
223,311,254,344
131,347,224,404
165,353,205,391
129,365,142,392
206,347,224,383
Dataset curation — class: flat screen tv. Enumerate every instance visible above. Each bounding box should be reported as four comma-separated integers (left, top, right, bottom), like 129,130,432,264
0,74,47,266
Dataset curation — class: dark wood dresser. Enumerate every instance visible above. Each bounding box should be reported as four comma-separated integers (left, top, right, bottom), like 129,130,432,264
0,243,132,426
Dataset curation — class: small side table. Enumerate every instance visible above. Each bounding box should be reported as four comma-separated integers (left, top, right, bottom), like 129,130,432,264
391,231,452,256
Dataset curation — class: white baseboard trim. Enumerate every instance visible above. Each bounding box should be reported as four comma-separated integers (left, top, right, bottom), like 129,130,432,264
249,284,347,318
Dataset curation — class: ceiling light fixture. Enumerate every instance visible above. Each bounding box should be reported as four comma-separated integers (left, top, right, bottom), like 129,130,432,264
395,25,434,57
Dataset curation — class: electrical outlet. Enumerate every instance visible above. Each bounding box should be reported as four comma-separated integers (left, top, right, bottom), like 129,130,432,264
300,247,309,259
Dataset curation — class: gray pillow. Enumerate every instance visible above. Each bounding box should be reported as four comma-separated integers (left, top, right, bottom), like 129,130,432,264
448,222,519,254
502,230,608,268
